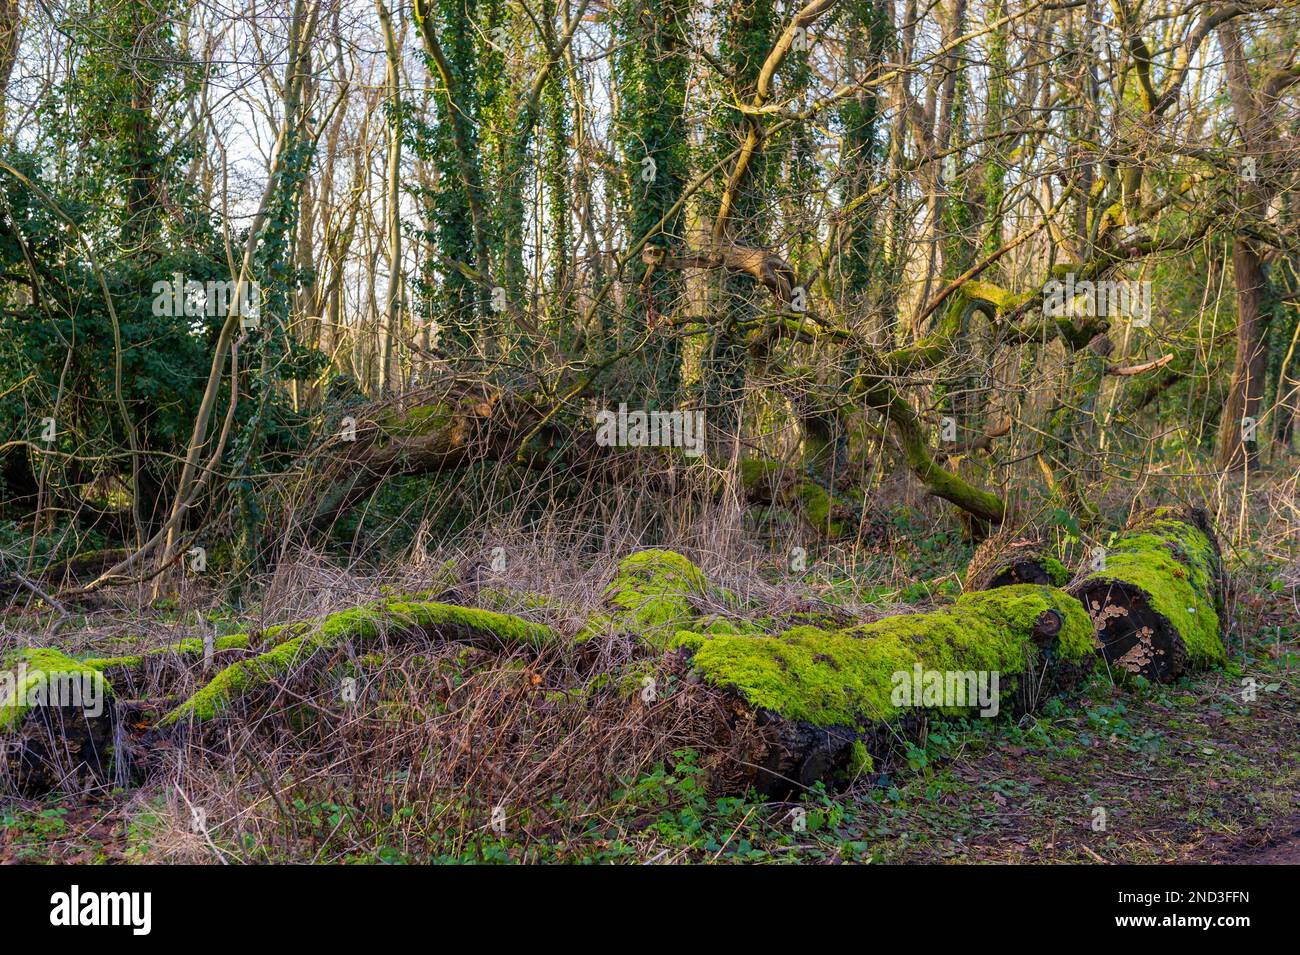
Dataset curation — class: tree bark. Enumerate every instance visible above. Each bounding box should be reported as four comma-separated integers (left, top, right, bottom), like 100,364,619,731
1217,238,1270,470
0,0,20,140
375,0,403,395
1214,21,1287,470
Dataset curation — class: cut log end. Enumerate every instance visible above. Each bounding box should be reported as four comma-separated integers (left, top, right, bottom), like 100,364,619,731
2,703,116,796
964,535,1068,592
987,560,1057,588
1075,578,1188,682
1067,507,1226,682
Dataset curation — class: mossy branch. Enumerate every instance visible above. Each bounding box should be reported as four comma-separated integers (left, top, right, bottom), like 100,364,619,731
158,599,560,726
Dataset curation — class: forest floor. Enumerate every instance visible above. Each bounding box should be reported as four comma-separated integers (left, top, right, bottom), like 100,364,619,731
2,489,1298,864
1,636,1295,864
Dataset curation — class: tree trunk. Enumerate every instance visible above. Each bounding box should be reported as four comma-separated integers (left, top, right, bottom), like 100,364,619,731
375,0,403,395
0,0,20,140
1216,238,1269,470
1215,21,1281,471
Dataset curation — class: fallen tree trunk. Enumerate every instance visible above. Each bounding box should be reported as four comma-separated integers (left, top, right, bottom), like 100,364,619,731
0,548,132,599
303,390,724,537
1,599,560,793
303,386,523,533
304,390,864,544
1067,506,1226,682
663,576,1097,794
7,522,1230,798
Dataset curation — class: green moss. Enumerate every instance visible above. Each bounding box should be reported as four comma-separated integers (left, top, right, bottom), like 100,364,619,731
961,279,1031,312
159,598,559,725
848,740,873,775
953,588,1097,662
602,549,710,644
738,459,853,538
671,586,1094,729
1042,556,1070,588
380,402,454,438
84,634,252,673
794,479,854,538
162,636,312,724
738,457,782,491
794,480,831,527
1,648,113,731
380,600,557,651
671,625,910,727
703,617,765,636
671,630,709,653
82,654,144,672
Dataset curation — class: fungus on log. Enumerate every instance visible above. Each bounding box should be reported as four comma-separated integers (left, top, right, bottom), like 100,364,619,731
0,648,115,794
671,585,1096,793
1068,506,1226,681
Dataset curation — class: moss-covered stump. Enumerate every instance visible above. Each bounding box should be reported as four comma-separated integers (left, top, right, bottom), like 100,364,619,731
580,549,715,646
0,649,115,794
672,586,1096,793
964,534,1070,591
158,598,559,726
1068,506,1226,681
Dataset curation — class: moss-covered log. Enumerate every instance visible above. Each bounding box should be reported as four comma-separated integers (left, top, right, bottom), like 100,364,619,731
671,585,1096,793
1,648,115,794
7,525,1232,799
1068,506,1226,681
964,534,1070,591
3,595,562,792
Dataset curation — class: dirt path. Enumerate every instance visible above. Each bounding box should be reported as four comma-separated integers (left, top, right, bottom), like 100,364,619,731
1204,813,1300,863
